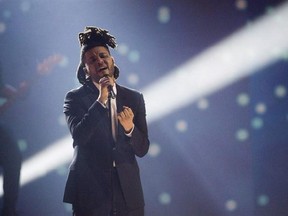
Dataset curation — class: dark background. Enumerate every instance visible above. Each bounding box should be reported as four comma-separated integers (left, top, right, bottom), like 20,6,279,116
0,0,288,215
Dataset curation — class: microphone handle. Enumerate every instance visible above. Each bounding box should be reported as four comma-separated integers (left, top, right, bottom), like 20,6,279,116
108,85,116,99
103,74,116,99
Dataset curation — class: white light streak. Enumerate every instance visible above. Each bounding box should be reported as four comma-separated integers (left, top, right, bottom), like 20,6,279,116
144,2,288,123
0,136,73,196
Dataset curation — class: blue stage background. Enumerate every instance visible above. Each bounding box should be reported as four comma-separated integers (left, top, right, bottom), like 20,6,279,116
0,0,287,215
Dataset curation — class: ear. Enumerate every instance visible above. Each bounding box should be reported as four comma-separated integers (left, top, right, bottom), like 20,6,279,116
114,65,120,79
83,66,88,74
111,57,119,79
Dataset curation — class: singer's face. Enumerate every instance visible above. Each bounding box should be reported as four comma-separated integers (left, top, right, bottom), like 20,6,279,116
83,46,115,83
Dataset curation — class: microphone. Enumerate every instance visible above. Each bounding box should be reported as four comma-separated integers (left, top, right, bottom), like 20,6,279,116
103,74,116,99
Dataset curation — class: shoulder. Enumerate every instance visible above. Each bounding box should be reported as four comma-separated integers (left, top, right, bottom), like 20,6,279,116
116,84,143,98
65,84,92,98
116,84,146,109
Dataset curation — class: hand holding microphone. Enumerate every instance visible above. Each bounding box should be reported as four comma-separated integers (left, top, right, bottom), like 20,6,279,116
98,65,120,103
98,74,116,104
103,74,116,99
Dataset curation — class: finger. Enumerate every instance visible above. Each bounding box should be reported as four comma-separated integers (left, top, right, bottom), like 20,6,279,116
126,108,134,117
122,109,129,116
99,76,111,85
119,111,131,120
99,76,107,83
123,106,133,114
118,111,126,119
124,110,133,119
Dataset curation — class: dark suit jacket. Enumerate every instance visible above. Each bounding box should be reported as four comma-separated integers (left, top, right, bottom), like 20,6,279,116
63,81,150,211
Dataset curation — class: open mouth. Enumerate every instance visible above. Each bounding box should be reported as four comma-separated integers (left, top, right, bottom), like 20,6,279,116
98,67,107,72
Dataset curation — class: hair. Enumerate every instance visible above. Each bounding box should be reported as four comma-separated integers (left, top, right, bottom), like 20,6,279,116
76,26,118,85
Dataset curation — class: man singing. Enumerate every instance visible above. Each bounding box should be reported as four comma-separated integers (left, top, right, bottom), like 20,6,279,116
63,26,150,216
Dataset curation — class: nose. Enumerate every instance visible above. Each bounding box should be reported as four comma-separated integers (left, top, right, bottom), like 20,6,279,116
95,56,104,65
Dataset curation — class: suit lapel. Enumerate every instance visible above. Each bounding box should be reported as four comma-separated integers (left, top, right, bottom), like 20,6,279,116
116,85,124,136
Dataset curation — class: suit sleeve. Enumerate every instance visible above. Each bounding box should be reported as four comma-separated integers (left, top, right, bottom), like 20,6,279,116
63,90,109,146
130,93,150,157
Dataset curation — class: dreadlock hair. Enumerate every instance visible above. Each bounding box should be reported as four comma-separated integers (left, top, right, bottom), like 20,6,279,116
76,26,118,85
